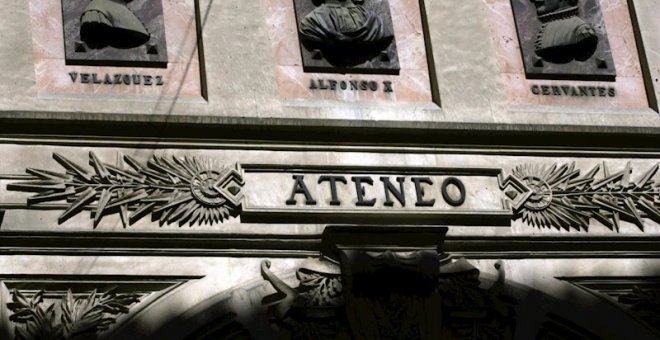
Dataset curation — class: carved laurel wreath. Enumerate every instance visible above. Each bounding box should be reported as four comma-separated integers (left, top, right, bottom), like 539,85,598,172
502,162,660,232
8,289,140,340
8,152,244,228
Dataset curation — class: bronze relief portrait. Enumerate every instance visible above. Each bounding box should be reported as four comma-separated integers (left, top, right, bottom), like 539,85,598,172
294,0,400,75
62,0,168,67
510,0,616,80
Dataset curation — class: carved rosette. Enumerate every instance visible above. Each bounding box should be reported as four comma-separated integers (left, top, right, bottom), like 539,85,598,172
7,289,140,340
500,162,660,232
7,152,244,228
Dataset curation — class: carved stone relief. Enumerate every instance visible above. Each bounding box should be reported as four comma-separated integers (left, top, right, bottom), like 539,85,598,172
293,0,400,74
261,255,516,339
7,289,140,340
62,0,168,67
5,153,659,232
510,0,616,80
501,162,660,232
7,152,244,227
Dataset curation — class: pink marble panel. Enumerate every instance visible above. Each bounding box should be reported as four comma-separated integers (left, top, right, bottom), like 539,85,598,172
262,0,434,103
485,0,648,109
28,0,203,99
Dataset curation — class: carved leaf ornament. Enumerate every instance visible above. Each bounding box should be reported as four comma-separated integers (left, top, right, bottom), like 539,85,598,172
7,289,140,340
7,152,244,227
501,162,660,232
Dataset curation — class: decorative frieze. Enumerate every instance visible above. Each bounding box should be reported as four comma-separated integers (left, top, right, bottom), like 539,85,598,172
7,152,244,227
500,162,660,232
4,153,659,232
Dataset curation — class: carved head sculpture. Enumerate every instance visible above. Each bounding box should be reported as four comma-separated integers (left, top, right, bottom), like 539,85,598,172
531,0,579,16
80,0,150,49
298,0,394,67
529,0,598,63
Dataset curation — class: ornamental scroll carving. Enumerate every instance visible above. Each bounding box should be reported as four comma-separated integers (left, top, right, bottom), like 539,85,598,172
261,256,516,339
500,162,660,232
7,152,244,228
7,289,140,340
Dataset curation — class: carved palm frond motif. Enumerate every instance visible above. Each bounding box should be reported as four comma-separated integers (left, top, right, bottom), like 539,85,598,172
7,289,140,340
7,152,244,228
502,162,660,232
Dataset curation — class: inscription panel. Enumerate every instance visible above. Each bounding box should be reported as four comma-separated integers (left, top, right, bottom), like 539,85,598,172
241,167,511,225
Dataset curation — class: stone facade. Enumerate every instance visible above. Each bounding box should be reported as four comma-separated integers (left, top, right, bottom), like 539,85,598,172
0,0,659,339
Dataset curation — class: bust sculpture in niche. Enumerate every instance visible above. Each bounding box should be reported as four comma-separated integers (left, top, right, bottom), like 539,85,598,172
298,0,394,68
532,0,598,64
80,0,150,49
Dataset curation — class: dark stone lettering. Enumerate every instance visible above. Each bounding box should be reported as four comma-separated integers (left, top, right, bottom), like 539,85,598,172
369,81,378,91
561,86,571,95
143,75,153,86
114,74,122,84
156,76,164,86
541,85,550,95
132,74,141,85
383,81,393,93
123,75,131,85
598,87,607,97
319,79,329,90
329,80,337,91
318,176,347,206
441,177,466,207
68,72,78,83
579,86,589,96
350,81,358,90
608,87,616,97
352,177,376,207
309,79,318,90
551,86,561,95
411,177,435,207
92,73,102,84
104,74,112,84
286,175,317,206
380,177,406,207
359,81,369,91
588,87,597,96
571,87,579,96
531,85,540,95
81,73,91,84
340,81,347,90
